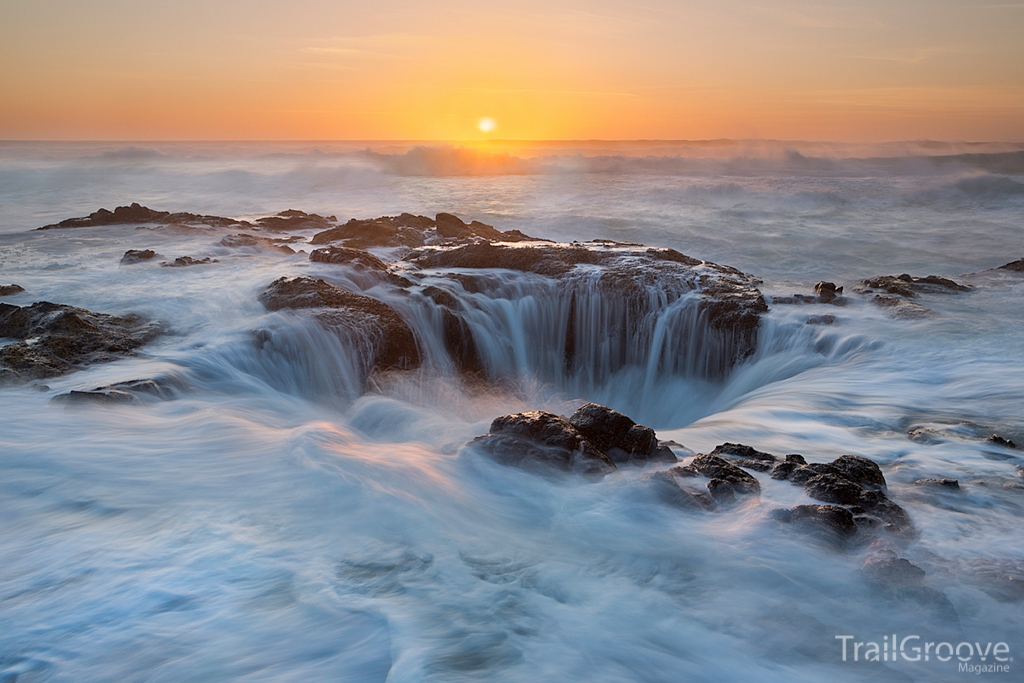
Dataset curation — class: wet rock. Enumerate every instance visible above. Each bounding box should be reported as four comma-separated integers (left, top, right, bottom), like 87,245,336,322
814,281,843,303
907,427,944,444
788,462,844,484
710,443,777,471
829,455,887,489
0,302,159,385
218,233,296,254
405,242,767,374
38,202,249,230
120,249,158,265
914,478,960,489
675,454,761,497
310,213,535,249
163,256,217,267
254,210,336,232
645,470,717,511
804,473,863,505
259,276,420,372
470,411,616,475
998,258,1024,272
854,490,913,535
772,504,857,540
988,434,1017,449
870,294,931,318
309,247,413,286
861,553,926,586
568,402,675,465
52,378,178,406
0,284,25,296
862,274,970,297
806,314,836,325
770,461,803,480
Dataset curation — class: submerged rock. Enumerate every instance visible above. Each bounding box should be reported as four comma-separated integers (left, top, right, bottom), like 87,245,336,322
772,504,858,541
218,233,296,254
310,213,534,249
120,249,158,265
470,410,617,475
254,210,336,232
861,274,970,297
671,454,761,501
0,284,25,296
0,302,159,385
163,256,218,267
52,378,179,406
988,434,1017,449
568,403,676,465
259,276,420,372
914,478,960,489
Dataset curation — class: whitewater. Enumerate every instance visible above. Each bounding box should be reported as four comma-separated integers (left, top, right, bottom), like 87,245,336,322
1,140,1023,683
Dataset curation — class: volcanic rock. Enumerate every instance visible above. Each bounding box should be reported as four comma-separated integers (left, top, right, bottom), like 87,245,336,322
218,234,296,254
0,302,159,385
772,504,858,541
861,274,970,297
121,249,158,265
671,454,761,499
803,473,863,505
259,276,419,372
470,410,617,475
163,256,217,267
913,478,960,489
568,402,676,465
710,443,777,471
310,213,534,249
309,246,414,286
988,434,1017,449
254,210,336,232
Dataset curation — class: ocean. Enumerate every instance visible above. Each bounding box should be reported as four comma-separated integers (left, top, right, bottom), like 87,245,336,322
1,140,1023,682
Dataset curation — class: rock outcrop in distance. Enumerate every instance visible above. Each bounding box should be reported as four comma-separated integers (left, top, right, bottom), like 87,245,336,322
37,203,335,232
0,302,159,385
309,212,535,249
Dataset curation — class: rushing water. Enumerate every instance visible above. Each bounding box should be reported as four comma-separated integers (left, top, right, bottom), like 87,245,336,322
1,141,1023,682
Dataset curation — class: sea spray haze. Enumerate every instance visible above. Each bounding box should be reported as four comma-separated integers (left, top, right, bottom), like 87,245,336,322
1,140,1024,682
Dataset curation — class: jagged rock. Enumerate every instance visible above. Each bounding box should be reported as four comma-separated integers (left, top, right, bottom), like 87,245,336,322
828,455,887,488
218,234,296,254
568,402,676,464
804,473,863,505
672,454,761,498
309,247,413,287
470,410,616,475
310,213,534,249
259,276,419,372
120,249,158,265
862,274,970,297
0,302,158,385
254,210,335,232
163,256,217,267
814,281,843,303
988,434,1017,449
914,478,960,489
0,284,25,296
38,202,249,230
710,443,777,471
772,504,857,541
998,258,1024,272
853,490,913,534
405,242,767,375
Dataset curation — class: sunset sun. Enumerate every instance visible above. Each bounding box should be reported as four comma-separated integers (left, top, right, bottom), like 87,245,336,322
478,117,497,133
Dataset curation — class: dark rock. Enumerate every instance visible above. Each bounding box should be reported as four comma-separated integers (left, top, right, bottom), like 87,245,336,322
788,462,843,485
0,302,158,385
710,443,777,471
405,242,767,375
914,478,960,489
57,388,142,406
568,403,675,465
786,454,807,464
907,427,943,444
218,233,296,254
770,461,803,480
806,314,836,325
870,294,931,317
804,473,863,505
862,274,970,297
998,258,1024,272
38,203,250,230
259,276,420,372
855,490,913,534
120,249,158,265
774,504,858,540
814,281,843,303
988,434,1017,449
471,411,616,475
163,256,217,267
310,213,535,249
0,284,25,296
829,455,887,488
310,246,413,286
679,454,760,496
254,210,336,232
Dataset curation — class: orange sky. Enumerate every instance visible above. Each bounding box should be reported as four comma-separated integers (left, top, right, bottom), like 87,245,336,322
2,0,1023,141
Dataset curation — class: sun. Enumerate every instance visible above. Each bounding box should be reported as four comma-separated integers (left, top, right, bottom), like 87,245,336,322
478,117,497,133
